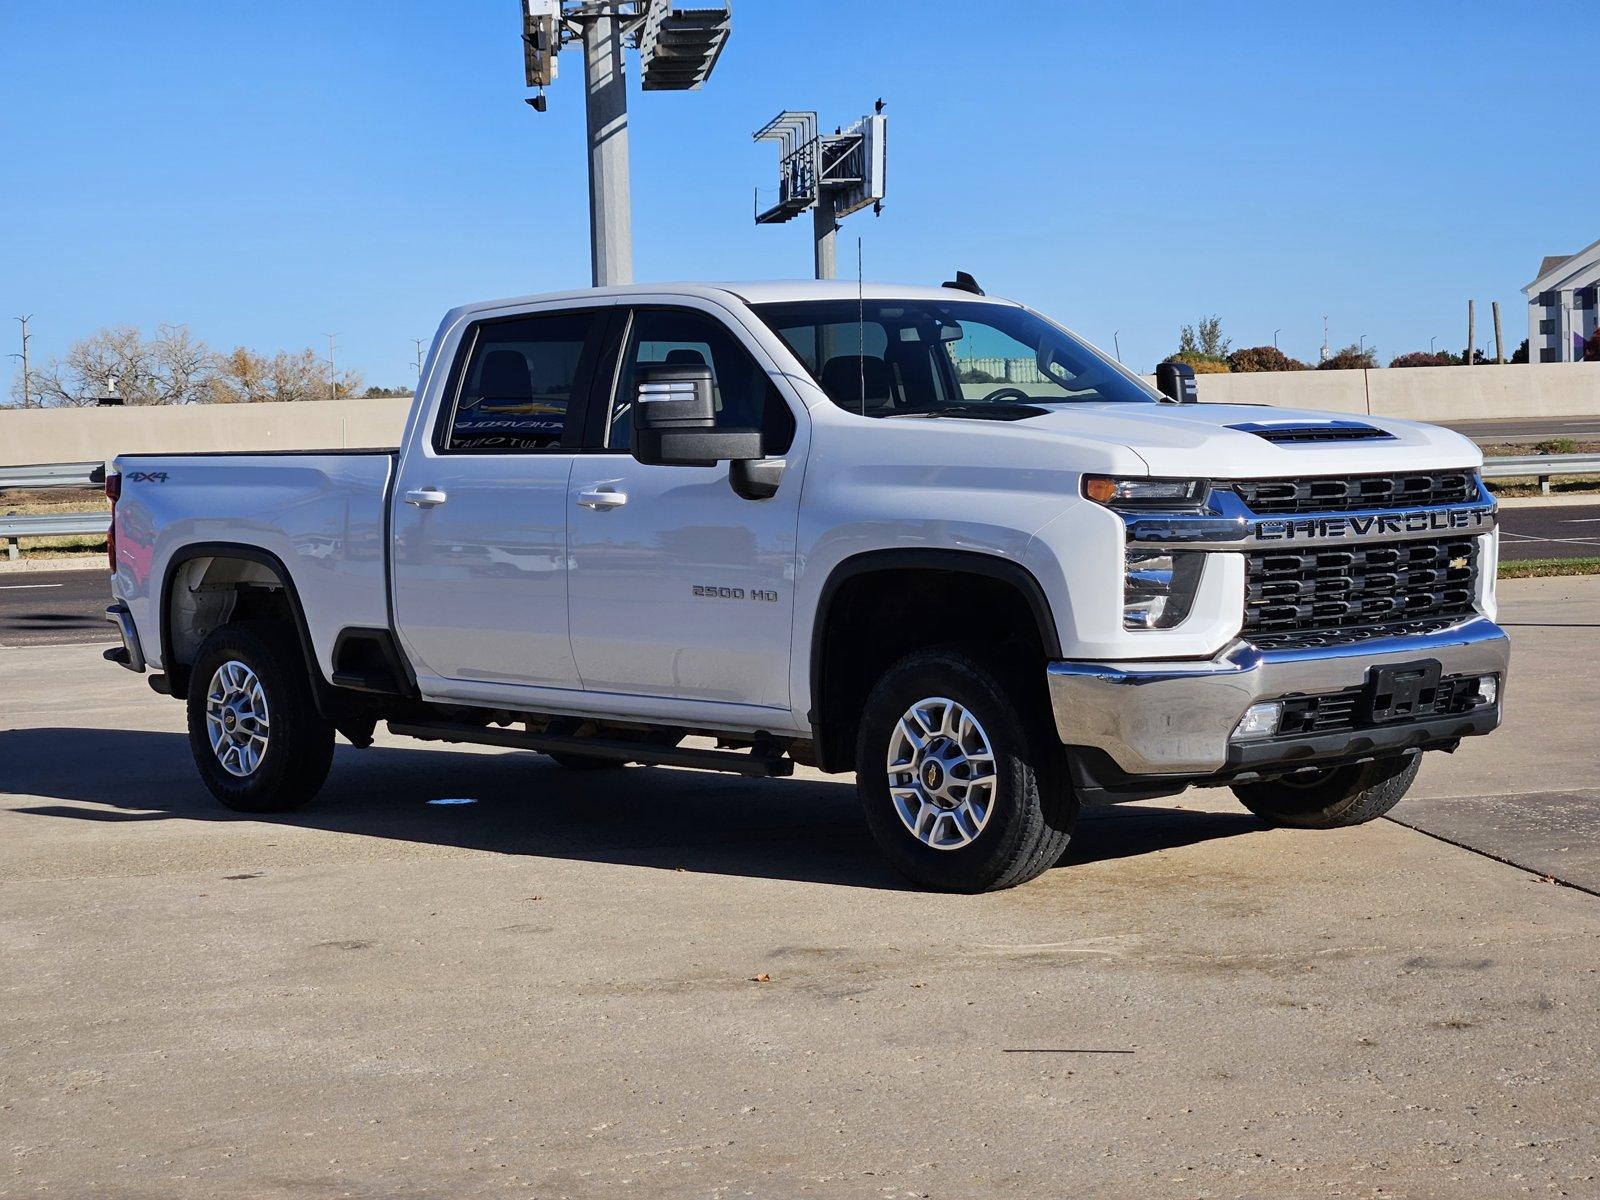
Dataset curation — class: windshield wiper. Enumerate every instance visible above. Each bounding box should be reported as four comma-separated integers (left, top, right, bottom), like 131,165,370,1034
883,403,1048,422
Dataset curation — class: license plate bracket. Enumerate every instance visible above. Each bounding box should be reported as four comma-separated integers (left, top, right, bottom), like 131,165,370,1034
1363,658,1443,724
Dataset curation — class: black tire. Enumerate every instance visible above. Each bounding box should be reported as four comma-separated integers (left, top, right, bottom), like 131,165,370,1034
854,647,1077,893
1232,753,1421,829
186,621,335,813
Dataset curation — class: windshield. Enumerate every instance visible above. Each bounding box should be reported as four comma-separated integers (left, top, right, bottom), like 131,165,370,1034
752,298,1158,417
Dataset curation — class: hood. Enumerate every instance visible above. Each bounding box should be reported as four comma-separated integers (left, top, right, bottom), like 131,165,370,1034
1010,402,1482,478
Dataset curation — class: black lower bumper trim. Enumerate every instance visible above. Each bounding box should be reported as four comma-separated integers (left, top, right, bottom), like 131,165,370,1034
1068,704,1500,805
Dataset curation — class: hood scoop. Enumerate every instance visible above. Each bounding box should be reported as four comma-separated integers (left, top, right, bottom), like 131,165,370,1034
1227,419,1396,444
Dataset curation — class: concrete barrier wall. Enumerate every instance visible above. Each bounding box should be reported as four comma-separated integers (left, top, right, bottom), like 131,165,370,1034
1189,362,1600,421
0,362,1596,468
0,397,411,467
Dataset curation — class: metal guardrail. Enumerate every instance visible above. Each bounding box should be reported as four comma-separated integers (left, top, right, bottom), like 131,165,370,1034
1480,454,1600,477
0,511,109,560
1481,453,1600,495
0,461,104,490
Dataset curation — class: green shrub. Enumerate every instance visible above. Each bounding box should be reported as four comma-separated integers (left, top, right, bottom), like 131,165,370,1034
1318,344,1378,370
1388,351,1455,368
1227,345,1308,372
1168,350,1230,373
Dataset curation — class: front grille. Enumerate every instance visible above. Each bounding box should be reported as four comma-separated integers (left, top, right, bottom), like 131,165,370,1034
1227,470,1478,514
1244,535,1479,645
1275,674,1487,738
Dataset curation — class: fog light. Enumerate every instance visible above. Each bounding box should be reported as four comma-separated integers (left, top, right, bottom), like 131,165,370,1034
1476,674,1498,706
1123,550,1205,630
1233,702,1283,740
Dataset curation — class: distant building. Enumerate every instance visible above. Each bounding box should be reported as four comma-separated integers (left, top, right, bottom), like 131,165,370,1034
1524,239,1600,362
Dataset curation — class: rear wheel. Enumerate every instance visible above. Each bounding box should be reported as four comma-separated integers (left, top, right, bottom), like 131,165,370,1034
854,647,1076,892
1231,753,1420,829
186,622,335,813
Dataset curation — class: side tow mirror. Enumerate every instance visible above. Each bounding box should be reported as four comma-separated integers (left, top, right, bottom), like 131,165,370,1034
632,365,762,467
1155,360,1199,404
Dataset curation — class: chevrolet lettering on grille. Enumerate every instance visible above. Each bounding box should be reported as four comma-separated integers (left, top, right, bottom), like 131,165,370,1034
1251,505,1495,543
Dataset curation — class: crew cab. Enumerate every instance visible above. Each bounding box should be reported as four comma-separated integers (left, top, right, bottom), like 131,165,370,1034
103,280,1509,891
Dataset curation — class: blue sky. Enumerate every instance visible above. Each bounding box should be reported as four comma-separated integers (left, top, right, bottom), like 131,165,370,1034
0,1,1589,388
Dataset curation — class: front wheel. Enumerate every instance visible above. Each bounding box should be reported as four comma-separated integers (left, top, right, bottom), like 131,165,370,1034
1232,753,1421,829
186,621,335,813
855,647,1077,892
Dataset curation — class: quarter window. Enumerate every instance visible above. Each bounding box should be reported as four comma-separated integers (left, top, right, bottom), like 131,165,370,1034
441,311,596,451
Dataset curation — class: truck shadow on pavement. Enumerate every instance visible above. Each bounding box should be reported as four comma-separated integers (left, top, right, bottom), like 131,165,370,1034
2,727,1268,890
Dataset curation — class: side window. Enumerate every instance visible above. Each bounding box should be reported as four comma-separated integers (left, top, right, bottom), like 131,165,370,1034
609,309,796,456
441,310,596,452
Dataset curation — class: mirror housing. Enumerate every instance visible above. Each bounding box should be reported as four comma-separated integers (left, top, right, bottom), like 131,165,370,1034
1155,361,1199,404
632,364,763,468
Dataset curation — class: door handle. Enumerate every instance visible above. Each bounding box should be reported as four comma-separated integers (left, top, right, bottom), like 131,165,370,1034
403,488,448,508
576,487,628,510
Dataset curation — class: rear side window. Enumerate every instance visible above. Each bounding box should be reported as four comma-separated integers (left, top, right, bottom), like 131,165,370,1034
441,311,597,451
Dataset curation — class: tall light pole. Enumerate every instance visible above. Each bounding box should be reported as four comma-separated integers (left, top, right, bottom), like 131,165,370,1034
324,332,339,401
1430,336,1437,355
580,9,632,287
1273,328,1280,349
1359,333,1367,355
1113,330,1121,363
520,2,731,288
11,315,32,408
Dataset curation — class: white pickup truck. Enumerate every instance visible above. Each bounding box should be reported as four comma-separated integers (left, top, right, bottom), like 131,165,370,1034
104,279,1508,891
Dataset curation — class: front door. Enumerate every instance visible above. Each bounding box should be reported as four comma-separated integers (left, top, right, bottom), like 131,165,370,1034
566,303,805,710
391,305,605,693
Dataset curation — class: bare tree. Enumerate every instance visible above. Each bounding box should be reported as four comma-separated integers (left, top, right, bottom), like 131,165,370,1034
207,347,334,404
17,323,214,406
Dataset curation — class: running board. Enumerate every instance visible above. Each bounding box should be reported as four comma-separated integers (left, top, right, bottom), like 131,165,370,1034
386,719,794,778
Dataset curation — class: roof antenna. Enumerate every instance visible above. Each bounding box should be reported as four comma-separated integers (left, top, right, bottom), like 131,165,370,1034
857,236,866,417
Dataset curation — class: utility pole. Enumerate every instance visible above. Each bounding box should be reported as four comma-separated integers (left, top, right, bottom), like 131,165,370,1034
1492,301,1505,364
413,337,425,379
580,9,632,287
1321,315,1329,363
12,315,31,408
1466,300,1476,367
324,332,339,400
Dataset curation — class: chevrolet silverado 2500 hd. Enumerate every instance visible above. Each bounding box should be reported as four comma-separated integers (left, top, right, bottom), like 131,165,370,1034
103,280,1508,891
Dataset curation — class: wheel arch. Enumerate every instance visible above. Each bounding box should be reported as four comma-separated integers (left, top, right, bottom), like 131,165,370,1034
807,549,1063,773
159,541,327,711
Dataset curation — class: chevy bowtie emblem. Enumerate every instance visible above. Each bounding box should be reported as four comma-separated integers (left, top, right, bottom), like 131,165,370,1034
1450,556,1469,570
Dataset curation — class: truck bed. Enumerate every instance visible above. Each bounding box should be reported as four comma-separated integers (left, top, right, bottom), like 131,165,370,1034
111,450,398,677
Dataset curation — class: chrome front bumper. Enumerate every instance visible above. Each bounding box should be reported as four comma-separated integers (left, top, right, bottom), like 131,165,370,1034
1046,616,1510,776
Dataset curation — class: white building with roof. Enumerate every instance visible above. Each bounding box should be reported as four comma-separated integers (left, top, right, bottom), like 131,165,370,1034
1524,239,1600,362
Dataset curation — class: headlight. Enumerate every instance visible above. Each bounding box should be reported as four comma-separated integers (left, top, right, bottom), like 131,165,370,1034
1084,476,1209,508
1124,550,1204,629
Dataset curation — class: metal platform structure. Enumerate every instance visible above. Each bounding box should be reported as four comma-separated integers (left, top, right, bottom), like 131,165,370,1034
519,1,732,287
754,104,887,279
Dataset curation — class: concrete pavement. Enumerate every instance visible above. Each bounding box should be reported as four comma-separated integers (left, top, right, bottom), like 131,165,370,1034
2,579,1598,1197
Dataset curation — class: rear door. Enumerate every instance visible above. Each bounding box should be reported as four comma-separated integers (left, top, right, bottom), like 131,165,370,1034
566,301,805,709
391,304,607,693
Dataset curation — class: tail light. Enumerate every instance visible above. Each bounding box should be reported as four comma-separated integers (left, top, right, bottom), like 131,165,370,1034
105,472,121,572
